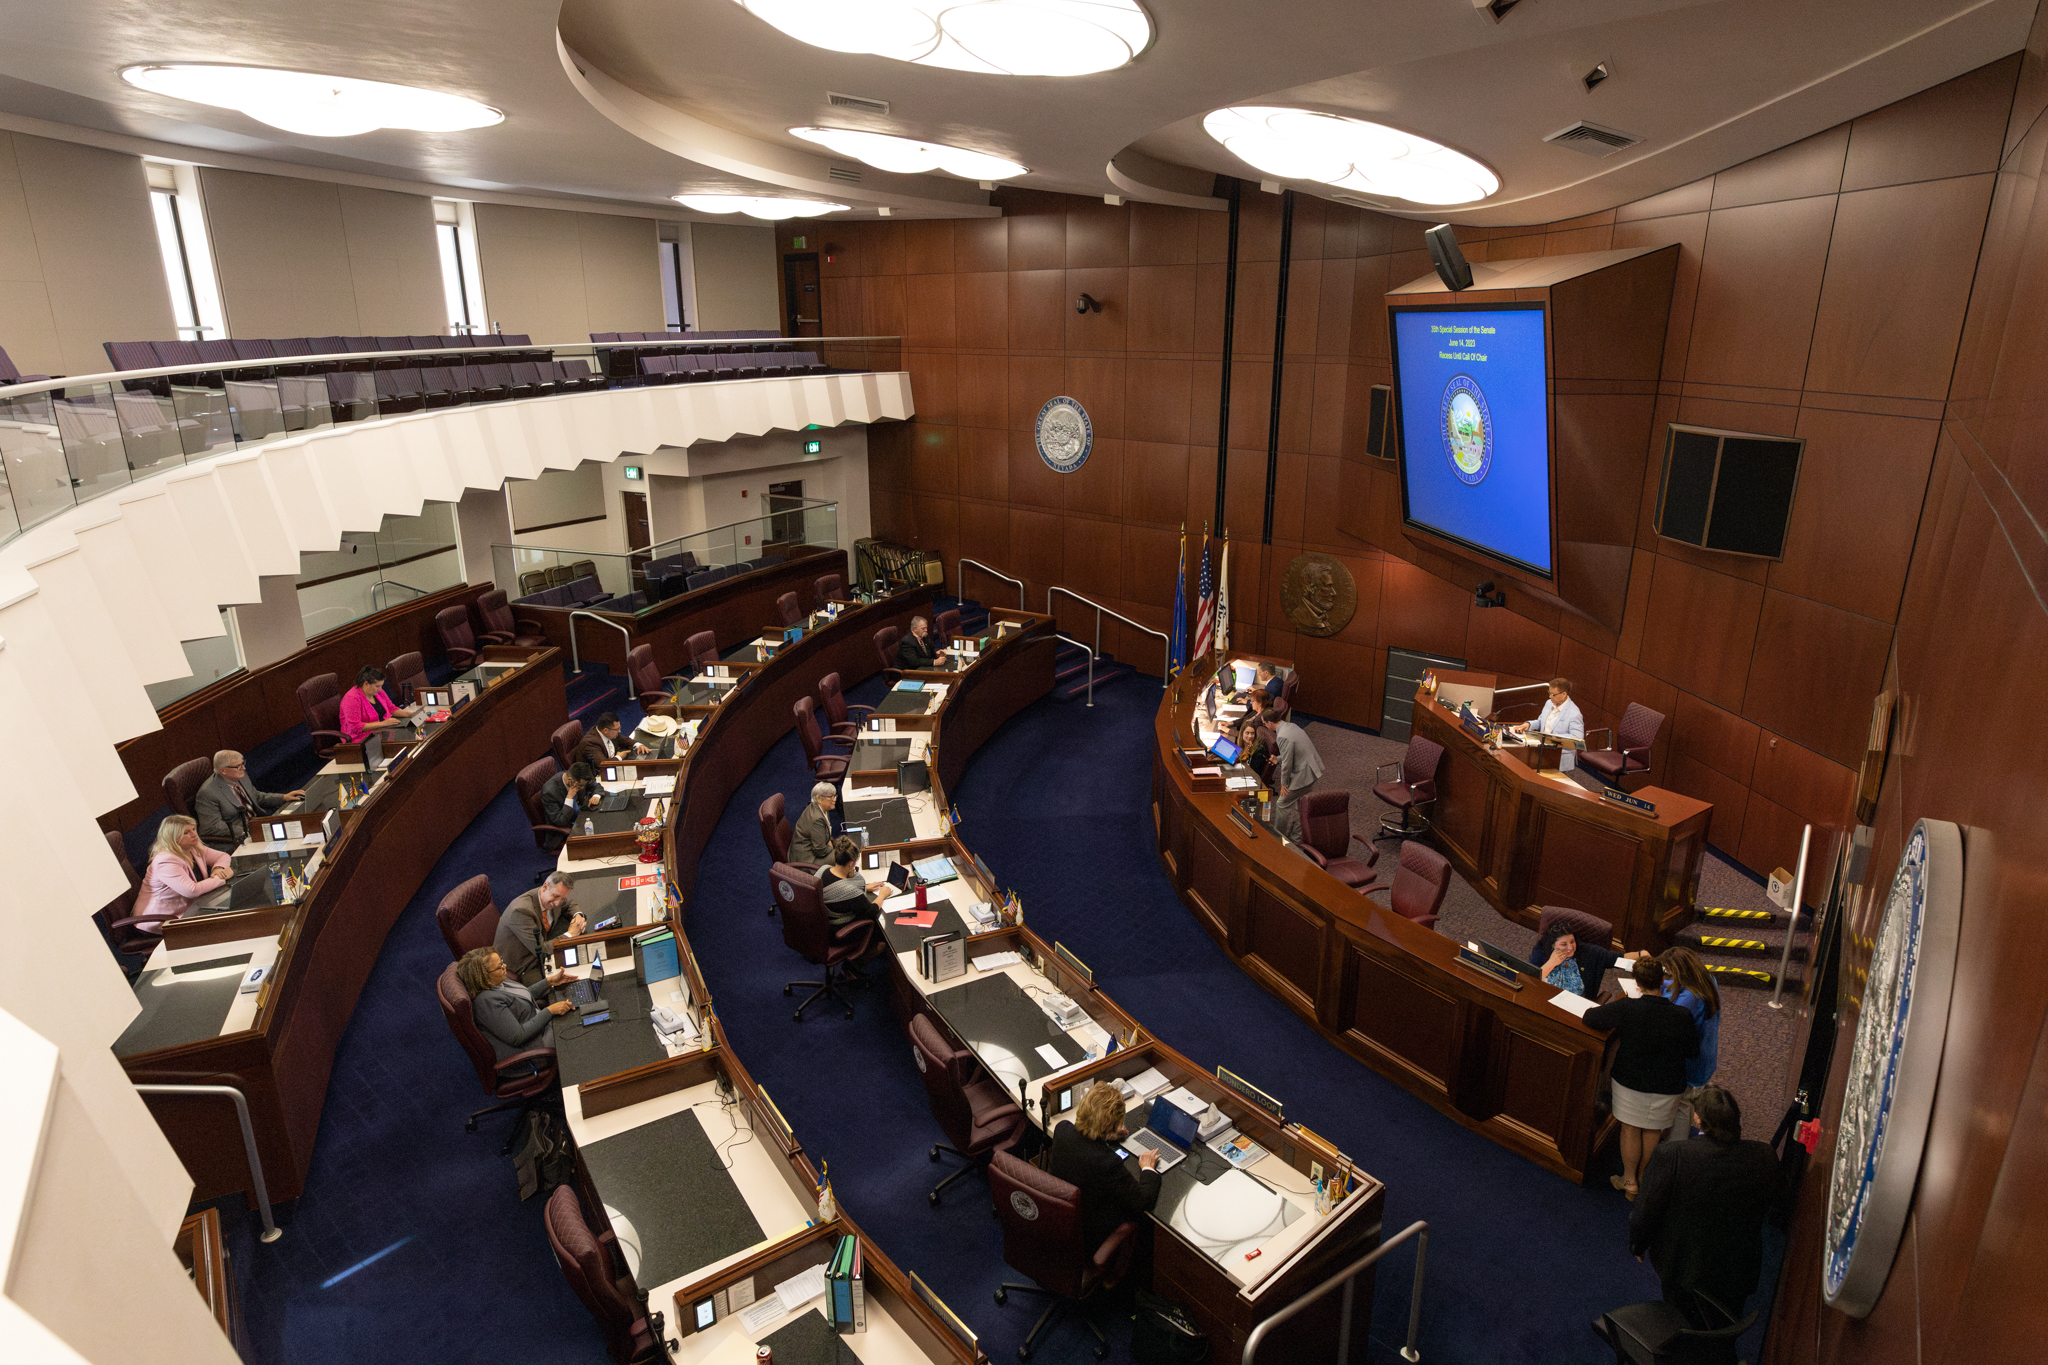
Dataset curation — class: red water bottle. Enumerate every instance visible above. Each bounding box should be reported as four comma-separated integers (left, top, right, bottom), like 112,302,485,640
915,882,928,911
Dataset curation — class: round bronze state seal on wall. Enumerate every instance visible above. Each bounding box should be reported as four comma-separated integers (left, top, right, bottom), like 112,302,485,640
1280,553,1356,637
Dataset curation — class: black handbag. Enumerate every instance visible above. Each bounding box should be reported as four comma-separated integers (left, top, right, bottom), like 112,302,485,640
1131,1289,1209,1365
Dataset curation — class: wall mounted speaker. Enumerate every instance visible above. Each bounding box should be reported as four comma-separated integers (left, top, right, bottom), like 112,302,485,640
1364,384,1394,460
1654,424,1804,559
1424,224,1473,292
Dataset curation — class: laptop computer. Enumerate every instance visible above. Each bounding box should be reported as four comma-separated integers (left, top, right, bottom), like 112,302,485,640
1208,734,1243,766
595,788,634,813
1121,1095,1202,1173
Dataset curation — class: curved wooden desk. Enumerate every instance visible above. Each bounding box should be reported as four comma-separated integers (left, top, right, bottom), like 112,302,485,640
1153,668,1618,1180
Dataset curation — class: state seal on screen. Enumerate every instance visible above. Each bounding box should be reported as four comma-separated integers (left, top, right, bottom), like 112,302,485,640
1035,396,1092,474
1439,374,1491,486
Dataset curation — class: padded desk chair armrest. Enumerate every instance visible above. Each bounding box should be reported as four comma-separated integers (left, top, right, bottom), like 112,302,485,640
821,732,856,750
1093,1220,1139,1270
446,645,478,667
494,1046,558,1076
1411,779,1436,802
1585,727,1613,751
882,668,903,689
832,920,875,946
636,690,674,711
1301,844,1331,870
1374,760,1404,782
807,756,848,779
311,728,346,747
532,821,568,841
842,701,878,719
476,629,513,645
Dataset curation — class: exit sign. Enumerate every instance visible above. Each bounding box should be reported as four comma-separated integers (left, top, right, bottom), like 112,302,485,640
792,235,806,249
623,465,642,480
804,440,822,455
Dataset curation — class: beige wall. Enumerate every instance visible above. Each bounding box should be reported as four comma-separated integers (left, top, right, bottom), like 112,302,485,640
690,220,780,330
198,169,443,338
473,203,663,340
0,133,174,378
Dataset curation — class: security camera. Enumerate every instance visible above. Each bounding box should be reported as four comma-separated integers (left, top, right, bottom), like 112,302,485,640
1474,582,1506,608
1074,293,1102,315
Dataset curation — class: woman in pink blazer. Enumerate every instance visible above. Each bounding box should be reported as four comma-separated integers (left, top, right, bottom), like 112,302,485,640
134,815,232,925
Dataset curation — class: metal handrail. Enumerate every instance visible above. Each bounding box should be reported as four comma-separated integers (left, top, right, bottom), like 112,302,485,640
1769,824,1813,1009
1052,632,1097,707
568,610,634,674
1047,585,1169,682
134,1084,282,1243
958,557,1024,609
368,579,430,612
0,336,909,402
1243,1219,1428,1364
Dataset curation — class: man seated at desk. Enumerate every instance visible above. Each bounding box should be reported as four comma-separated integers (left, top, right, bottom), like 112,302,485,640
1512,676,1585,771
457,947,574,1065
540,762,606,832
494,871,588,988
791,781,837,865
1050,1081,1161,1281
574,712,649,769
897,615,950,671
194,749,303,854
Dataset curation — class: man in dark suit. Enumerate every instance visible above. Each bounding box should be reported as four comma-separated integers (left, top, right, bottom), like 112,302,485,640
1628,1085,1782,1329
896,615,948,671
572,712,648,770
791,781,836,864
493,871,587,987
540,762,604,831
194,750,303,853
1048,1081,1160,1272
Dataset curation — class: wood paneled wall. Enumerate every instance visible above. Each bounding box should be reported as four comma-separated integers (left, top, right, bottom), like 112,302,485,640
824,55,2016,888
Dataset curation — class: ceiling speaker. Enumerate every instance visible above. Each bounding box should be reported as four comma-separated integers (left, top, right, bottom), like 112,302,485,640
1424,224,1472,292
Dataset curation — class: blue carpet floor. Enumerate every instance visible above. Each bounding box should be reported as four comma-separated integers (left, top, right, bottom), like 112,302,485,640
217,669,1781,1365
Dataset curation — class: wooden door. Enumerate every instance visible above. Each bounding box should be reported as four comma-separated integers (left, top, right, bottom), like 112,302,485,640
783,253,822,337
622,490,650,549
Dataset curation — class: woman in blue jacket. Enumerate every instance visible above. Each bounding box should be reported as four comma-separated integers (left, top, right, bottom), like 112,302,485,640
1658,946,1721,1139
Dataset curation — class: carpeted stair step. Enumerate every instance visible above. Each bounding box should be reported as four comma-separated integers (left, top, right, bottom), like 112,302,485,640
1050,644,1136,701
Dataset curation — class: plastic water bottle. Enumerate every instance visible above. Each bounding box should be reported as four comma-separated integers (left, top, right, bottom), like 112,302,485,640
268,866,285,903
583,816,594,836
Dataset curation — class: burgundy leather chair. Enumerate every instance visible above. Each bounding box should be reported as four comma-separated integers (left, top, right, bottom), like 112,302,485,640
989,1148,1137,1359
516,757,566,852
1580,703,1666,787
816,671,875,738
543,1186,659,1365
873,626,903,688
435,604,480,670
1297,790,1379,888
297,672,346,758
1528,906,1622,996
436,960,559,1152
1365,841,1453,929
1374,735,1443,839
793,696,852,783
95,829,166,959
475,589,546,647
551,720,585,774
936,607,962,643
163,757,211,818
772,862,876,1021
435,874,499,961
815,573,845,605
1268,669,1302,721
684,630,718,667
775,591,803,626
384,650,429,705
627,645,672,710
910,1012,1027,1206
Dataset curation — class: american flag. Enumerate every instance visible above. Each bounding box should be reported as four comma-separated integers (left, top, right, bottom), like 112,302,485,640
1191,536,1216,663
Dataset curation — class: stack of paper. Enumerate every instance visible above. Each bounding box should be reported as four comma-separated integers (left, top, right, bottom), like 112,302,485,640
1125,1067,1172,1101
776,1263,828,1313
971,950,1023,972
1550,990,1597,1018
640,776,676,796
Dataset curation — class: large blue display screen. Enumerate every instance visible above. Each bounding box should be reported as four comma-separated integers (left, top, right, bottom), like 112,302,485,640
1390,304,1552,575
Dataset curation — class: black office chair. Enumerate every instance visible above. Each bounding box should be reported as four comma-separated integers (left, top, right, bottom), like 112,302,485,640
1592,1292,1756,1365
908,1013,1026,1206
989,1149,1136,1361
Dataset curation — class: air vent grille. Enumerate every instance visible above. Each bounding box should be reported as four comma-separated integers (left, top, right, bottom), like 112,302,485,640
1330,192,1391,210
1544,121,1641,157
826,166,863,184
827,91,890,114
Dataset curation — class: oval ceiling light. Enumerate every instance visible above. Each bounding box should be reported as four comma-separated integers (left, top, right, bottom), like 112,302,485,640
789,126,1026,179
732,0,1151,77
1203,106,1499,206
121,65,502,138
673,194,850,220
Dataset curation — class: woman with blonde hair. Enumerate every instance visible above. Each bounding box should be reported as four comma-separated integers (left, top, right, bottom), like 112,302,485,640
1659,945,1723,1140
132,815,231,925
1049,1081,1161,1273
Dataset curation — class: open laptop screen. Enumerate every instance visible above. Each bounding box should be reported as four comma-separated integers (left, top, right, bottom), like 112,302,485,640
1209,735,1243,766
1148,1096,1201,1150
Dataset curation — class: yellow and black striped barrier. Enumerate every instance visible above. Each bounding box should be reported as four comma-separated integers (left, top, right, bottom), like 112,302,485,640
1698,905,1776,923
1702,964,1777,988
1680,932,1806,959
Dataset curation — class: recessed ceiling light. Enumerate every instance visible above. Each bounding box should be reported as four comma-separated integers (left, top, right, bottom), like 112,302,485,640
674,194,850,220
1203,106,1500,206
732,0,1152,77
121,65,502,138
789,127,1025,179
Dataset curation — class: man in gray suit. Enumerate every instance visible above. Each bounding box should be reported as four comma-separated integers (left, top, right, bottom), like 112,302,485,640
1272,719,1325,844
194,750,303,854
494,871,587,987
791,781,836,864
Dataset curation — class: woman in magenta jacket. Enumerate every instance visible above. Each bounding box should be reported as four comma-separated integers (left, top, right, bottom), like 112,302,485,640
338,664,418,742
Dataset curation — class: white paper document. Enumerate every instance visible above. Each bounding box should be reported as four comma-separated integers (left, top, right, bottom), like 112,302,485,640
1617,977,1643,999
1125,1067,1172,1100
775,1262,827,1314
639,776,676,796
843,785,898,802
739,1296,786,1332
1034,1043,1067,1068
971,950,1023,972
1550,990,1597,1018
1163,1085,1208,1116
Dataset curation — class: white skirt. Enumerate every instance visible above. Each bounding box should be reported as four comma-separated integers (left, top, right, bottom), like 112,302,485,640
1610,1080,1682,1129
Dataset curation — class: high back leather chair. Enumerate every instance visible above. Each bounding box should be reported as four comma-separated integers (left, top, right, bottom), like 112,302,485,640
873,626,903,688
516,757,566,852
163,757,211,818
758,793,802,917
384,650,429,705
792,696,851,783
1594,1292,1756,1365
988,1149,1137,1359
1581,703,1666,787
1373,735,1443,839
684,630,718,667
908,1013,1026,1205
1297,790,1379,888
297,672,346,757
435,874,499,961
936,607,962,643
1270,669,1302,721
435,604,480,670
1366,841,1453,928
544,1186,659,1365
436,960,559,1152
551,720,584,774
771,862,875,1021
476,589,546,647
95,829,165,960
815,671,874,737
815,573,845,605
1530,906,1621,996
627,645,670,709
775,591,802,626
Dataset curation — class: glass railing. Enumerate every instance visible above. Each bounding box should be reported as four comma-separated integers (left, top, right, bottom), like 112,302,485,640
493,499,839,616
0,336,900,548
297,504,466,640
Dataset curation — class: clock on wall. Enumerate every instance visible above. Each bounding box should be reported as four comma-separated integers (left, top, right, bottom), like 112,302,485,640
1822,818,1964,1318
